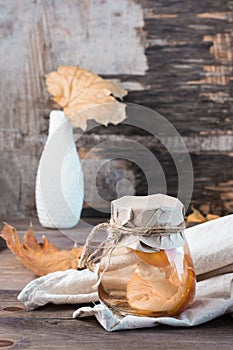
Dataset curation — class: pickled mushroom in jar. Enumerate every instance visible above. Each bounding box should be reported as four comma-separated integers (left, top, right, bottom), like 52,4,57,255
96,194,196,317
126,249,196,316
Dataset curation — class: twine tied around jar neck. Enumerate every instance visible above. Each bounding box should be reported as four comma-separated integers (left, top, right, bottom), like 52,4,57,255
78,220,186,271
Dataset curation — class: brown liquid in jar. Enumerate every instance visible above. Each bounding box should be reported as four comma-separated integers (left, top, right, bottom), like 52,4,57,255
98,244,196,317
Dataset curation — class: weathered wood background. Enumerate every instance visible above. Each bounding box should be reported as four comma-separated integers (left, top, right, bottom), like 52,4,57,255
0,0,232,217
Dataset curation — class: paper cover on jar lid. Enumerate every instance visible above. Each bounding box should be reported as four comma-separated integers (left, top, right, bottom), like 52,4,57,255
111,194,186,250
111,194,185,227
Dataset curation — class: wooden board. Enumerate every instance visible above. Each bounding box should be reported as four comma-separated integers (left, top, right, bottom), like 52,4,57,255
0,290,233,350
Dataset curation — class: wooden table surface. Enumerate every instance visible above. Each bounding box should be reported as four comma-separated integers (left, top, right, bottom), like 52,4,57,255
0,218,232,350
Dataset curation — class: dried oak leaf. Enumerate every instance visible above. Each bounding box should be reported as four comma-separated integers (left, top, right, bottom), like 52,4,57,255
186,207,220,224
0,223,83,276
186,207,206,224
46,65,128,130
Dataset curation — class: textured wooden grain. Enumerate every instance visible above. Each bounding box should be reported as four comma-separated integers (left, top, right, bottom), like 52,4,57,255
0,219,233,350
0,0,232,217
0,306,233,350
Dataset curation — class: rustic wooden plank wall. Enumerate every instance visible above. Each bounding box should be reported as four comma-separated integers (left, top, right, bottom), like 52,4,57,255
0,0,232,217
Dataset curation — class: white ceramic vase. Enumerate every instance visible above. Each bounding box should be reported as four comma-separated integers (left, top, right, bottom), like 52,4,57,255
35,110,84,228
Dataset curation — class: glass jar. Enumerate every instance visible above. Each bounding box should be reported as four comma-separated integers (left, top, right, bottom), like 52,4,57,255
98,240,195,317
81,194,196,317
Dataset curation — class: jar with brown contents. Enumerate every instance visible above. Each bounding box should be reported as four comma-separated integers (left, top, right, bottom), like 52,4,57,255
98,243,195,317
81,194,196,317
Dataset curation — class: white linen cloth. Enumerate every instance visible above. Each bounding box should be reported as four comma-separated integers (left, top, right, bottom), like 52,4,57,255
18,268,98,310
18,215,233,331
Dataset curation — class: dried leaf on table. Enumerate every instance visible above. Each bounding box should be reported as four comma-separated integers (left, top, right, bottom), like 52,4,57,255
0,223,83,277
46,65,128,130
186,207,206,224
186,207,220,225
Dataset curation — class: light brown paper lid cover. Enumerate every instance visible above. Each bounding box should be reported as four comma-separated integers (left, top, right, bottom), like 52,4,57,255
111,194,185,250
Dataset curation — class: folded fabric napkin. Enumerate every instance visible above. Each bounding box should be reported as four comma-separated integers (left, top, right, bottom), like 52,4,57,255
18,215,233,331
18,268,98,310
